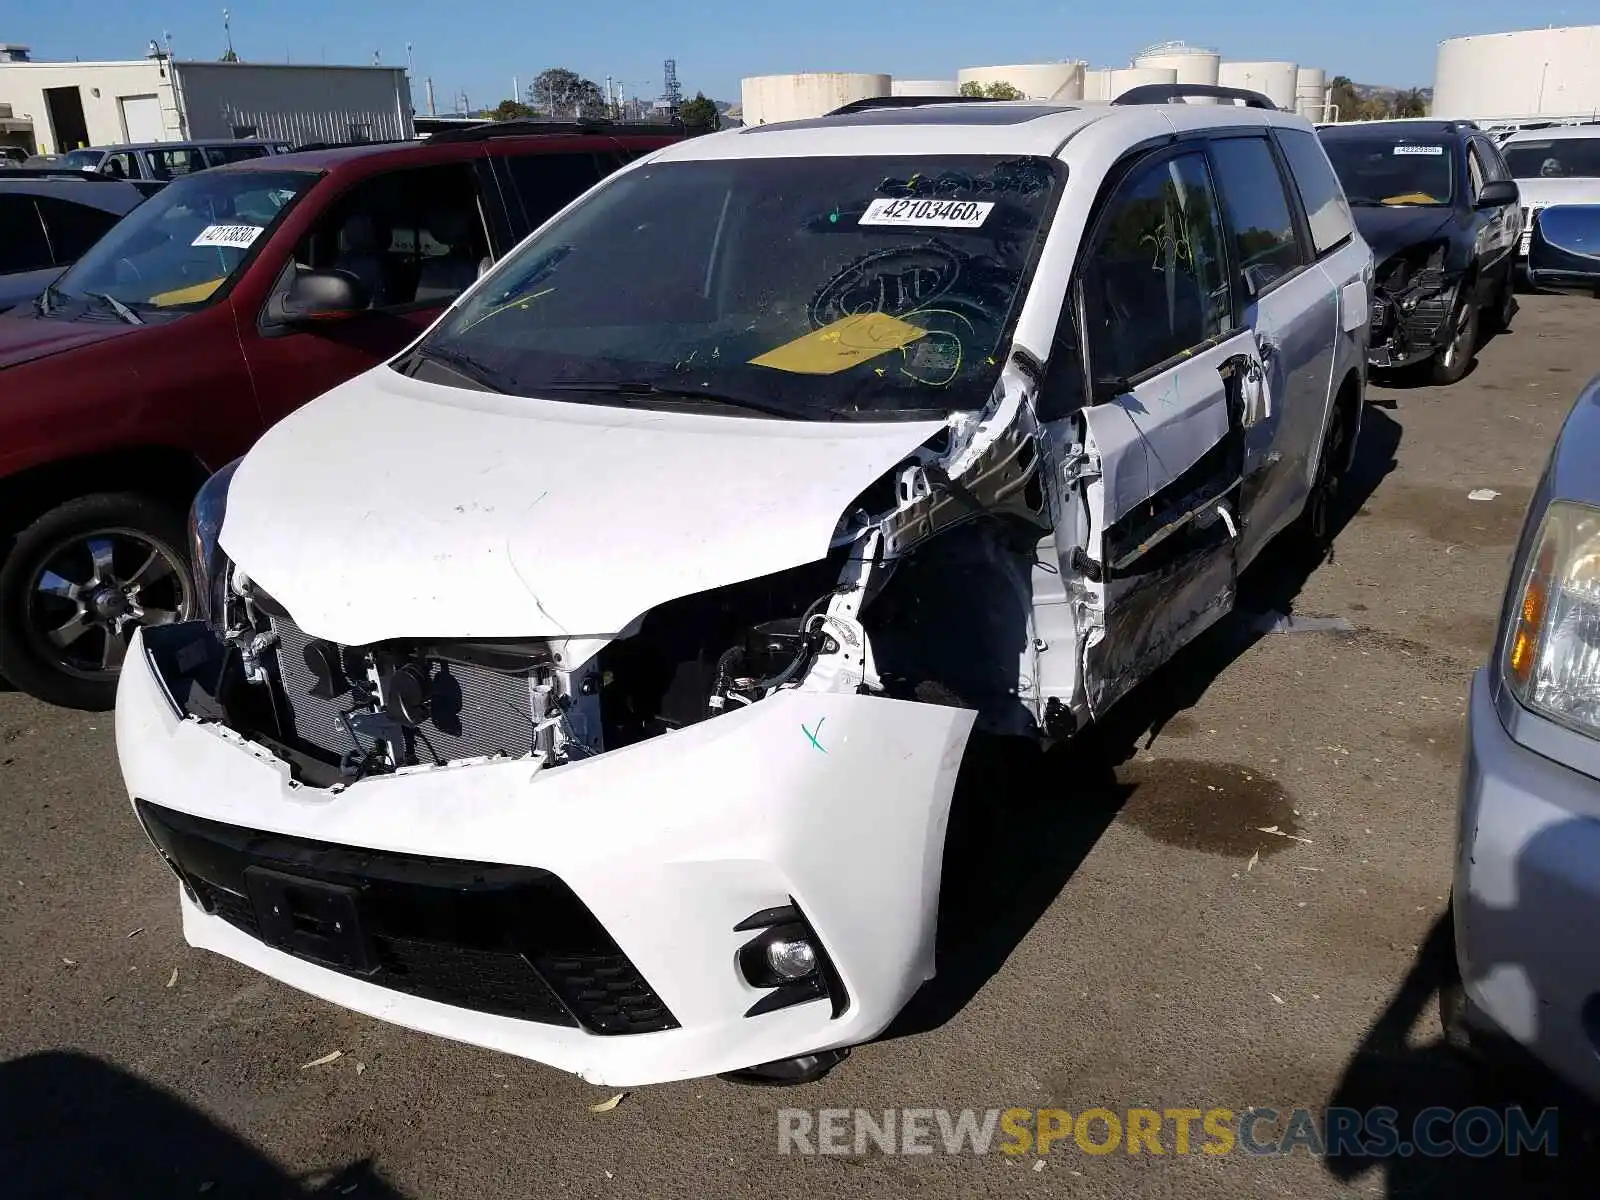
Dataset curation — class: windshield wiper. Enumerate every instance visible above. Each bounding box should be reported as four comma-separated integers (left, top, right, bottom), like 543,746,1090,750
537,380,809,420
402,345,506,393
88,292,143,326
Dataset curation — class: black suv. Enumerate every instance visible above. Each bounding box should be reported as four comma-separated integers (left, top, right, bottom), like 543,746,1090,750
1319,120,1521,384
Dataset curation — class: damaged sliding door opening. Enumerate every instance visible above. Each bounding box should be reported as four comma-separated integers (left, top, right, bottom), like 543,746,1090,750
1049,146,1262,717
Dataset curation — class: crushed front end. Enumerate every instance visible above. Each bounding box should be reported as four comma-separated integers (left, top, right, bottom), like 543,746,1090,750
1367,243,1460,369
112,361,1072,1086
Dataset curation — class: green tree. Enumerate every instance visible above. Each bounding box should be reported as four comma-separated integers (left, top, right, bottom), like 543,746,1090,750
529,67,606,117
959,80,985,98
1329,74,1360,122
678,92,719,134
1393,87,1428,118
492,99,535,122
984,81,1023,100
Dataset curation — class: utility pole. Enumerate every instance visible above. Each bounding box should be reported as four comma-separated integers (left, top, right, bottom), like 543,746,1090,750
222,8,234,59
514,75,521,105
425,76,436,116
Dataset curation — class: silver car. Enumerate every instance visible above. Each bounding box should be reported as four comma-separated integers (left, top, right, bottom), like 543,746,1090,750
1448,370,1600,1096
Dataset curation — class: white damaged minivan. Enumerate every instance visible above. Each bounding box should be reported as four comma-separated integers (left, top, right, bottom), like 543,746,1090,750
117,89,1371,1087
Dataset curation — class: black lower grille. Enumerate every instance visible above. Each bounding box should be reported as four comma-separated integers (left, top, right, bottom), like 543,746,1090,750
139,801,678,1035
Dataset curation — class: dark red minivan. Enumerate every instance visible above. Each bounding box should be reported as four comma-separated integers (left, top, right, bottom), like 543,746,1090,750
0,123,681,708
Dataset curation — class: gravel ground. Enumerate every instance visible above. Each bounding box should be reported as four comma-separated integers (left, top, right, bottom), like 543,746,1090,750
3,293,1598,1198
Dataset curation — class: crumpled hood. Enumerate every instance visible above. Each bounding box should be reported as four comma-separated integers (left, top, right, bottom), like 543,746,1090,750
0,309,142,370
220,367,945,646
1353,206,1456,268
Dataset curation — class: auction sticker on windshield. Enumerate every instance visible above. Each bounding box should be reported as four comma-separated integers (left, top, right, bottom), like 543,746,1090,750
1393,146,1444,156
191,223,265,249
860,198,995,228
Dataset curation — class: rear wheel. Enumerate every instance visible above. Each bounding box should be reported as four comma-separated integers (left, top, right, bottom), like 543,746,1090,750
1291,394,1354,558
0,493,192,710
1428,299,1479,386
1486,272,1517,333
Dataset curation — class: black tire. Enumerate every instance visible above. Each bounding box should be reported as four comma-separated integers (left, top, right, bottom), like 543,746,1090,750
1291,395,1354,558
1428,299,1479,386
1485,272,1517,333
0,493,192,710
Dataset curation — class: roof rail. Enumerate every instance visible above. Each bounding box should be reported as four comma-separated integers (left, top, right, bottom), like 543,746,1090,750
1112,83,1279,110
3,166,125,181
426,116,689,143
826,95,1002,116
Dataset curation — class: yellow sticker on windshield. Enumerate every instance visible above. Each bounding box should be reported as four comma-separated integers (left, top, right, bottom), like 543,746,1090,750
749,312,926,375
149,278,224,307
1381,193,1440,206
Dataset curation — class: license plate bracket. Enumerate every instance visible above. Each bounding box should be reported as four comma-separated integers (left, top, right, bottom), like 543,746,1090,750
244,867,377,973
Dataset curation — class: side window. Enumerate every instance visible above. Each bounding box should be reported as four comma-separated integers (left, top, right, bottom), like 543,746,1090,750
0,197,52,273
204,144,268,166
1466,142,1486,201
289,163,490,310
1207,136,1307,295
501,152,604,232
1274,128,1356,257
102,152,136,179
142,147,205,180
33,197,121,264
1477,138,1510,182
1077,150,1234,389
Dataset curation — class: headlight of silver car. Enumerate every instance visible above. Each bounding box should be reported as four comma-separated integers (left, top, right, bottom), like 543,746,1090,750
187,458,242,626
1504,500,1600,736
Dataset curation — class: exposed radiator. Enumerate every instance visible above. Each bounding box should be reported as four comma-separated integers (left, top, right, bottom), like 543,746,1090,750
270,616,540,764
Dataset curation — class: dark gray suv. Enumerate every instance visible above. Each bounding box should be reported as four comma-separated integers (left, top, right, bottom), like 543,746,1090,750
0,175,146,313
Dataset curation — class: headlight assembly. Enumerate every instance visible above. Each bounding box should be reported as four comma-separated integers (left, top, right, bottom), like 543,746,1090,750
188,458,242,625
1504,500,1600,737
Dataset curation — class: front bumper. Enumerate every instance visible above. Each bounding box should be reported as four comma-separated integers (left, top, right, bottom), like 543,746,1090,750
1454,668,1600,1100
116,624,974,1086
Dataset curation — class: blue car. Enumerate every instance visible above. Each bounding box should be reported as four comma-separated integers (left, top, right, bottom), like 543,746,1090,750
1448,369,1600,1097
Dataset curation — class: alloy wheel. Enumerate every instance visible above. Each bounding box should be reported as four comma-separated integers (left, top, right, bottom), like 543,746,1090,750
22,528,192,681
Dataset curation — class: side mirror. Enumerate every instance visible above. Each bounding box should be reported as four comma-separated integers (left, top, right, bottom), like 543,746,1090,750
1476,179,1519,209
273,268,370,324
1527,205,1600,296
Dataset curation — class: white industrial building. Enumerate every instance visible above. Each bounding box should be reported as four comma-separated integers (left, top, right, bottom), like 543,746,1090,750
0,42,413,155
741,39,1334,126
1432,25,1600,122
741,73,889,126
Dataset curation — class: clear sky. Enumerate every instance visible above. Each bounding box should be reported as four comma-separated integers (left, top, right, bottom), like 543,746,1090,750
5,1,1587,110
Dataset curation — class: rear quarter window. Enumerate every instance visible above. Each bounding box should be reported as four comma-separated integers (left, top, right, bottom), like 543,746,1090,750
1275,128,1356,257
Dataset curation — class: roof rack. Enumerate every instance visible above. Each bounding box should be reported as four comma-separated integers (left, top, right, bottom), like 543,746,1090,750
826,95,1002,116
1112,83,1279,110
2,166,128,181
425,117,689,144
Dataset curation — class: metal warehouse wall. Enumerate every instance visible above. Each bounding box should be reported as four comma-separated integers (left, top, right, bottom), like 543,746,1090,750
1433,25,1600,119
173,63,414,144
0,60,175,152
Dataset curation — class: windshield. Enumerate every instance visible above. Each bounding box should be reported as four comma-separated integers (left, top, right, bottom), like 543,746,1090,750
1503,138,1600,180
51,168,317,314
417,154,1063,420
1319,137,1456,206
60,149,104,170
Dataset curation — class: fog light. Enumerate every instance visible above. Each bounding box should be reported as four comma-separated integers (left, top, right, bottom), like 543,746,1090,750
766,937,817,981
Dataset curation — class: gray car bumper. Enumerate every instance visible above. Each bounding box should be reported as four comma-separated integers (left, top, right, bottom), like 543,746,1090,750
1455,668,1600,1099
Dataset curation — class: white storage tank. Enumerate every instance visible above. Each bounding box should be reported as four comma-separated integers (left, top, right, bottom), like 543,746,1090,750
890,78,960,97
1433,25,1600,120
740,72,891,125
1082,68,1113,102
957,62,1084,101
1218,60,1299,109
1134,41,1222,87
1295,67,1327,118
1109,66,1178,100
